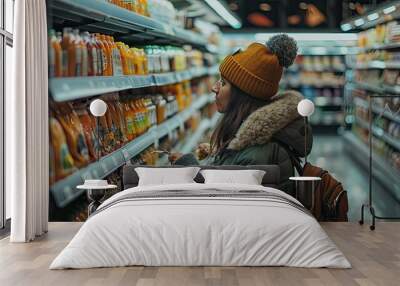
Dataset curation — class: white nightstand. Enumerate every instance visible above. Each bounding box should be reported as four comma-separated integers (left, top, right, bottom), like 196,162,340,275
289,176,321,211
77,182,117,216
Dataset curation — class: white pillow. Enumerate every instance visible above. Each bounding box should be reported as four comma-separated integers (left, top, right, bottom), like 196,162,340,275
200,169,266,185
135,167,201,186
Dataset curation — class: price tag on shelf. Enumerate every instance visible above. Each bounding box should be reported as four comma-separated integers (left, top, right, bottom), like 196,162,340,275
122,149,130,161
111,156,119,166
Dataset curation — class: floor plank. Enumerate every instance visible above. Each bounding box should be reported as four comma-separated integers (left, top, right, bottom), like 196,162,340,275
0,222,399,286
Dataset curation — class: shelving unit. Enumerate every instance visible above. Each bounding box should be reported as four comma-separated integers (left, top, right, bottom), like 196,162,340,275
343,132,400,200
343,6,400,228
51,93,215,207
353,116,400,152
50,65,219,102
281,49,347,131
47,0,211,51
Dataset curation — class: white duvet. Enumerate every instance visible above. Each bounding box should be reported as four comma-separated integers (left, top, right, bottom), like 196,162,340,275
50,183,351,269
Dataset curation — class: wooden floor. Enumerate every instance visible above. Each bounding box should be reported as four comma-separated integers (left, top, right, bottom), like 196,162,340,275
0,222,399,286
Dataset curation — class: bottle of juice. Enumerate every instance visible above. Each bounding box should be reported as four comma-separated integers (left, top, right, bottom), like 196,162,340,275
92,34,104,76
124,100,136,140
133,100,144,135
116,42,128,75
48,29,62,78
98,34,112,76
83,32,98,77
72,29,83,76
110,36,123,75
80,32,89,76
127,45,135,75
61,27,73,77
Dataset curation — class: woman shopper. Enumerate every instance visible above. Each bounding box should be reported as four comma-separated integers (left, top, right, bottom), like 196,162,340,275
169,34,312,196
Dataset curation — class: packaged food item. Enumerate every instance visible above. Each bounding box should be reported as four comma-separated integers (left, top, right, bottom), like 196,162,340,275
52,102,90,167
49,115,77,181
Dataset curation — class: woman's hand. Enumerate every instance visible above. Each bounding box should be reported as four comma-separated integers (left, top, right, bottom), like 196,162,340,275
196,143,211,160
168,152,183,163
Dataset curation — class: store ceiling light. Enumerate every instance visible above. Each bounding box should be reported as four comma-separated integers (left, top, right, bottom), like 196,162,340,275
341,23,352,31
367,12,379,21
254,33,358,42
203,0,242,29
259,3,271,11
354,18,365,27
383,5,396,14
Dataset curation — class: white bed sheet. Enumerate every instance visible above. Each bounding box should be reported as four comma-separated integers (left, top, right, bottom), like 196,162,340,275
50,183,351,269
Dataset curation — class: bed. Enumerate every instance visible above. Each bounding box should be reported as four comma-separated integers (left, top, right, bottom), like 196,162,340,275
50,165,351,269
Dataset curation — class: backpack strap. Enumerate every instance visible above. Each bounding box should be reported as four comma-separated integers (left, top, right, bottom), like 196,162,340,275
272,139,304,175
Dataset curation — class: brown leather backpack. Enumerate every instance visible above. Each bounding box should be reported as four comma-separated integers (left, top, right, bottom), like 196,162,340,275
276,141,349,221
302,162,349,221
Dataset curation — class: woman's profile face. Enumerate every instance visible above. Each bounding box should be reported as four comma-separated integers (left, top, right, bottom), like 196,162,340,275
212,76,231,113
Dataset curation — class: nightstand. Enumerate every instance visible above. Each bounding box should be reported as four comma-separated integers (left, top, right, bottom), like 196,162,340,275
77,182,117,216
289,176,321,211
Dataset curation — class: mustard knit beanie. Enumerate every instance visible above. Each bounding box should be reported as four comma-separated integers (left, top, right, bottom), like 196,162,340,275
219,34,298,100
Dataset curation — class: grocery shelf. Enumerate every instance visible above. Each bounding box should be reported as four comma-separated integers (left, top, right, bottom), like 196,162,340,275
47,0,208,49
50,65,218,102
347,81,400,95
180,112,221,154
354,117,400,152
50,93,215,207
358,42,400,53
350,61,400,70
354,96,400,124
281,82,344,89
343,132,400,200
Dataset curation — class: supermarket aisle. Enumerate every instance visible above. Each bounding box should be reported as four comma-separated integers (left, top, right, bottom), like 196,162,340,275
309,134,400,222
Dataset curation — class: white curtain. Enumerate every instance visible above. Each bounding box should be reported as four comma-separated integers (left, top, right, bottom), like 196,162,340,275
7,0,49,242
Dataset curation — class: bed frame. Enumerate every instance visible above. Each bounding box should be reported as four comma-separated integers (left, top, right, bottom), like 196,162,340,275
122,165,281,190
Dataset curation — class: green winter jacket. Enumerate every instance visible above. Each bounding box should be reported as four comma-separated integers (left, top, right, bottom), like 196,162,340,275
174,90,313,196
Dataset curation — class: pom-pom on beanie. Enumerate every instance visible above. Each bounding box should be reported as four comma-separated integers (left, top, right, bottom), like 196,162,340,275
219,34,298,100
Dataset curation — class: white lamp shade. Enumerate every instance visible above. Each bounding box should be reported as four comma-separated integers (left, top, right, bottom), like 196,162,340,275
89,99,108,117
297,99,315,117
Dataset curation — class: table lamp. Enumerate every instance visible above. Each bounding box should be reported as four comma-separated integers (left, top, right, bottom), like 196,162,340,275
89,99,108,162
297,99,315,163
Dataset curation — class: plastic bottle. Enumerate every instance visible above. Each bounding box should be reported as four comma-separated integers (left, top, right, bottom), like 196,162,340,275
48,29,62,78
124,100,136,140
82,32,98,77
97,34,111,76
79,32,89,76
72,29,83,76
61,27,73,77
92,34,104,76
116,42,128,75
110,36,123,76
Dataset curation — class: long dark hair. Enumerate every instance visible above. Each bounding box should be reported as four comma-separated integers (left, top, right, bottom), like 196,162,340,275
210,84,269,155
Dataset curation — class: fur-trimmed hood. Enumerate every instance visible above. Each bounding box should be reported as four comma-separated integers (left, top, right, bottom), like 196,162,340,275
227,90,312,157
